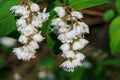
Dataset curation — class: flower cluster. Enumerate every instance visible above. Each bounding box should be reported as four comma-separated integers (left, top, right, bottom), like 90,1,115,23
51,6,89,72
11,1,49,61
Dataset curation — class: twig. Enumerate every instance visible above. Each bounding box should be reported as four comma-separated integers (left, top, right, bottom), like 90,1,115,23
79,10,103,17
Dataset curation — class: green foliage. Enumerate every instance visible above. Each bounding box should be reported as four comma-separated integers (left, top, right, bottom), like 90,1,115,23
69,68,84,80
103,58,120,66
65,0,109,10
0,0,19,36
41,2,62,54
103,9,115,22
0,57,4,69
0,0,8,8
109,16,120,54
115,0,120,14
40,56,56,68
33,0,55,3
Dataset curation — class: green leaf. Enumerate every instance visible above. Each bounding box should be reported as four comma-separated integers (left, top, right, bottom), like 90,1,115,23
41,2,61,35
0,0,8,8
40,56,56,68
70,68,84,80
65,0,109,10
115,0,120,14
0,0,19,36
109,16,120,54
103,9,115,22
103,58,120,66
41,2,62,54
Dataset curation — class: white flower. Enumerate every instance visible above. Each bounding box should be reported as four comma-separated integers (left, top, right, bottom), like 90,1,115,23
58,27,68,34
11,1,49,61
13,47,36,61
52,18,65,27
58,34,72,43
24,45,36,53
54,7,66,17
72,41,82,50
61,58,83,72
60,60,75,72
75,53,85,61
10,5,29,18
51,26,59,34
32,32,44,42
72,39,89,50
29,41,39,49
65,30,77,39
51,6,89,72
22,46,35,53
73,24,83,35
58,34,67,42
58,21,67,27
78,22,89,33
79,38,89,48
41,13,50,22
60,43,70,51
30,3,40,12
16,18,26,28
20,24,37,36
71,58,83,67
62,50,75,58
72,22,89,35
71,11,83,19
39,8,50,22
32,16,42,28
18,35,28,44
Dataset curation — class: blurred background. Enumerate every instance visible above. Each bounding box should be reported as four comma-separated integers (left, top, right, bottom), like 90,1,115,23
0,0,120,80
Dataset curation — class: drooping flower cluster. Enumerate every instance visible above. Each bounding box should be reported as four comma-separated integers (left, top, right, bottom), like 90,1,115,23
11,1,49,61
51,6,89,72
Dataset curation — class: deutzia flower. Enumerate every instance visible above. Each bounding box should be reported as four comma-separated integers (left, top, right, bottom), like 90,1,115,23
65,30,77,39
32,16,42,28
71,11,83,19
75,53,85,61
60,43,70,51
62,50,75,58
58,34,72,43
40,8,50,22
18,35,29,44
51,18,63,26
51,6,89,72
10,5,29,18
13,47,36,61
72,41,82,50
30,3,40,12
16,18,27,27
32,32,45,43
11,0,49,61
72,39,89,50
21,24,37,36
29,41,39,49
54,7,66,17
78,22,89,33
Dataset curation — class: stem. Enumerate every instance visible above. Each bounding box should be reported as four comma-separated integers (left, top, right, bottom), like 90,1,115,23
29,9,33,24
20,0,30,5
65,5,74,29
